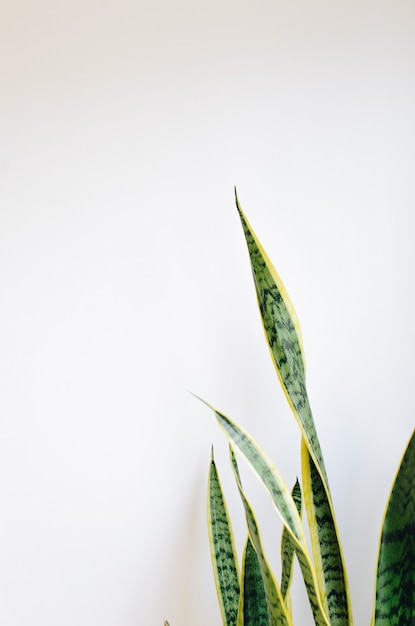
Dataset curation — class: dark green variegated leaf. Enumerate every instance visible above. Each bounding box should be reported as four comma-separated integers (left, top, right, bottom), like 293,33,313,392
238,538,269,626
373,429,415,626
208,449,240,626
230,449,292,626
302,438,350,624
235,190,327,487
281,479,302,604
235,193,352,624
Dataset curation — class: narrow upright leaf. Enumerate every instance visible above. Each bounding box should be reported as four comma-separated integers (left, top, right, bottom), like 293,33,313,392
208,449,240,626
238,537,269,626
373,429,415,625
302,438,350,624
235,190,327,486
281,479,302,603
235,192,352,624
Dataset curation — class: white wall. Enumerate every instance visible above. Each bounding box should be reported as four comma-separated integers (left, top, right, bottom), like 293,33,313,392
1,1,414,624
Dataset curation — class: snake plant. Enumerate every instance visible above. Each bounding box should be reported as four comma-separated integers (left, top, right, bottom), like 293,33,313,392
203,191,415,626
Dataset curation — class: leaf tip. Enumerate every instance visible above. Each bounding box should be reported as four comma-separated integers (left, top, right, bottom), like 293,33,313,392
234,186,242,213
189,391,215,412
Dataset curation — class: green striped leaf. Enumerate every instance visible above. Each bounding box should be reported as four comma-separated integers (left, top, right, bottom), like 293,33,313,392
230,448,292,626
238,538,269,626
235,191,327,487
302,438,350,624
208,449,240,626
373,429,415,626
235,192,352,624
281,479,302,605
218,410,330,626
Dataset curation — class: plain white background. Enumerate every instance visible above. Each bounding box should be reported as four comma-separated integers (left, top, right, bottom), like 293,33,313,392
1,0,414,624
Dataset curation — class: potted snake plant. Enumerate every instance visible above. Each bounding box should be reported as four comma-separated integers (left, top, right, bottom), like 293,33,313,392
201,192,414,626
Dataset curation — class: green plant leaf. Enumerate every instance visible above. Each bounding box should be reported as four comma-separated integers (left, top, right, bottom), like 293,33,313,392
230,448,293,626
234,190,327,486
237,537,269,626
302,438,351,624
281,479,302,605
373,429,415,626
208,448,240,626
235,192,352,624
215,409,330,626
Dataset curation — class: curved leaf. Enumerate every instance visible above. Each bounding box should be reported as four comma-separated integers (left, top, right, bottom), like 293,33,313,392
230,449,292,626
218,409,330,626
373,429,415,625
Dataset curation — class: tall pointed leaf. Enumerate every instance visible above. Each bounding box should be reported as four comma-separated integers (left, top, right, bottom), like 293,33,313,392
281,479,302,604
235,190,326,485
302,437,350,623
238,537,269,626
373,429,415,625
235,192,352,624
208,449,240,626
